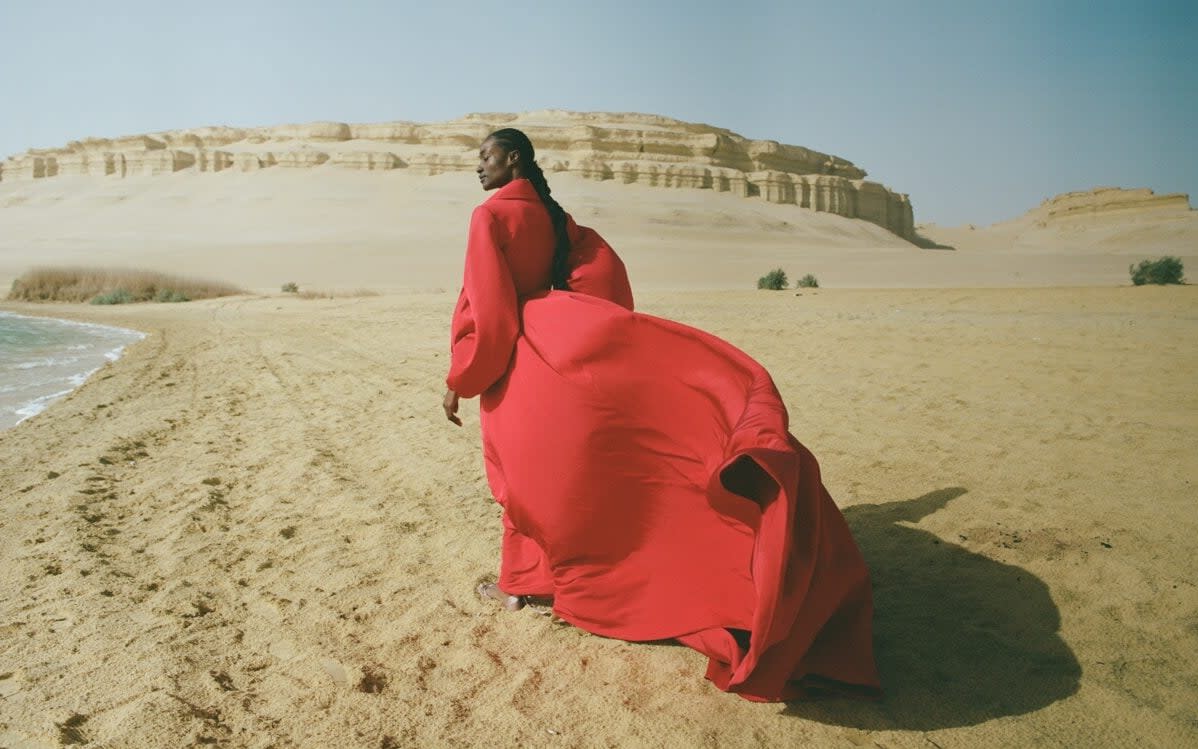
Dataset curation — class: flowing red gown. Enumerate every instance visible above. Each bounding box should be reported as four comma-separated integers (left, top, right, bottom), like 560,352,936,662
447,179,880,702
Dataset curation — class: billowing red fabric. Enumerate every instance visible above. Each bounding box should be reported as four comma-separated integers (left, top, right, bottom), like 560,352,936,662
447,179,880,702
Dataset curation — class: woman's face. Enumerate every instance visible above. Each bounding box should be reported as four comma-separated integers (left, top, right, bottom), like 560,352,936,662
477,138,519,191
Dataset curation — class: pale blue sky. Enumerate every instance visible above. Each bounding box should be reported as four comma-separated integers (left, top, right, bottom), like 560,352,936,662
1,0,1193,225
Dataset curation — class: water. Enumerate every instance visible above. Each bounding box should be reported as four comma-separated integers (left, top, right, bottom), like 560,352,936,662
0,312,145,430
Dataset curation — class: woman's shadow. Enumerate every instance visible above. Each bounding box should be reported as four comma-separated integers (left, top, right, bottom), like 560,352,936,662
789,488,1081,729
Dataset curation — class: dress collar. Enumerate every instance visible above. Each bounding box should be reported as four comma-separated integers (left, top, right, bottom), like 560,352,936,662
487,178,539,203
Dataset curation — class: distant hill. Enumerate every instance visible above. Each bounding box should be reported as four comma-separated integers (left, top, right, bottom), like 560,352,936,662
918,187,1196,253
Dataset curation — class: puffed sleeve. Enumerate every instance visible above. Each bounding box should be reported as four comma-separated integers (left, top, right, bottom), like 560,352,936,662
565,214,635,311
446,205,519,398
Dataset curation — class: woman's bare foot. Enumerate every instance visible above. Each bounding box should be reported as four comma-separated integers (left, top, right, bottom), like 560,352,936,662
477,582,525,612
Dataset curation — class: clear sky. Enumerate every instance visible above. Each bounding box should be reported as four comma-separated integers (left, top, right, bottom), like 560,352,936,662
1,0,1194,226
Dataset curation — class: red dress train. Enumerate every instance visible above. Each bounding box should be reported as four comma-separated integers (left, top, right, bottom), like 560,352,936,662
446,179,880,702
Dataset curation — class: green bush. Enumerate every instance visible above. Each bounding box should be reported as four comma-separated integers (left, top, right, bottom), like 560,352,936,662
282,282,299,293
155,288,190,303
757,268,788,290
1129,257,1184,286
797,274,819,288
89,291,132,305
91,289,134,305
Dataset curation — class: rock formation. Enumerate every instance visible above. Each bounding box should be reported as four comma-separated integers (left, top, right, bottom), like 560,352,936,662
1012,187,1192,227
0,111,915,239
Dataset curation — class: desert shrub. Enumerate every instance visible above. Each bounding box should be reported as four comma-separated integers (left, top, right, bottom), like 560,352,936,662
91,289,134,305
797,274,819,288
281,282,299,293
155,288,190,303
757,268,788,290
8,267,241,303
1129,257,1184,286
296,288,380,300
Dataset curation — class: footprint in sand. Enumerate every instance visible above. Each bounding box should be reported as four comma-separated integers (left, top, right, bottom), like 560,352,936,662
269,638,298,661
0,669,23,698
319,657,349,686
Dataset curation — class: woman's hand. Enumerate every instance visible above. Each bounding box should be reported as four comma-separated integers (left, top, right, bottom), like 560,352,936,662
443,388,462,426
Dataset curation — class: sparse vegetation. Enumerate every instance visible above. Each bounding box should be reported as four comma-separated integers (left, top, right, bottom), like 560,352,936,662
797,273,820,288
296,288,380,300
154,288,190,303
91,290,134,305
8,267,241,303
281,282,299,293
1129,256,1184,286
757,268,788,290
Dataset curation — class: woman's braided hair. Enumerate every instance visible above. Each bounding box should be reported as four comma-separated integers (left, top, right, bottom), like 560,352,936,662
487,128,571,290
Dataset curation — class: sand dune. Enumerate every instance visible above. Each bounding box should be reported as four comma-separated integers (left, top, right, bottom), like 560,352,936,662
3,169,1194,294
919,187,1197,254
0,287,1195,747
0,168,920,293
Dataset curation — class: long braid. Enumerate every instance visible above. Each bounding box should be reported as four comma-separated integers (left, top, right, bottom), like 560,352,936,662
524,161,571,290
487,128,572,290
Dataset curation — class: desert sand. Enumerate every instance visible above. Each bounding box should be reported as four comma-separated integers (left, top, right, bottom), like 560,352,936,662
2,287,1195,747
1,113,1196,747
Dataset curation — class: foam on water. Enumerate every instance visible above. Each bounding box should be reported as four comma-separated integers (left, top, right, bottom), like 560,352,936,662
0,312,145,430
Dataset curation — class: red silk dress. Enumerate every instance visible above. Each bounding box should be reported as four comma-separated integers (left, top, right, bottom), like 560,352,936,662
447,178,880,702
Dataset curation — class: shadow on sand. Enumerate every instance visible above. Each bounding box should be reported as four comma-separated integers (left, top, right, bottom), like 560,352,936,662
911,231,956,250
787,488,1081,730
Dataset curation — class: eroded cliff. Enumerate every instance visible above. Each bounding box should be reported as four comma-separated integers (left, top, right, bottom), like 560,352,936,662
0,111,914,239
1014,187,1192,227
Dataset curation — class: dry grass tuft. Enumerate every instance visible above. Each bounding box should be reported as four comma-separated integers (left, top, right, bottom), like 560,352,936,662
295,288,380,300
8,267,242,304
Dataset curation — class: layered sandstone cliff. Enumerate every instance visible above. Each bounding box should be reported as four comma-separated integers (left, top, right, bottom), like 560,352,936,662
1009,187,1192,227
0,111,914,239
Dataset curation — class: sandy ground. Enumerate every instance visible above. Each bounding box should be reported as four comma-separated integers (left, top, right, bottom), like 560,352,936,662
0,286,1195,747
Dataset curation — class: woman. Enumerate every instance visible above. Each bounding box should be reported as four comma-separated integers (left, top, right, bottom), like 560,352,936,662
442,128,880,702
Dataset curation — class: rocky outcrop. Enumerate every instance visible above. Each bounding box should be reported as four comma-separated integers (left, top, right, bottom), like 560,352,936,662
330,152,405,170
274,151,330,168
194,150,235,173
0,111,915,238
1015,187,1192,227
119,150,197,176
6,154,60,179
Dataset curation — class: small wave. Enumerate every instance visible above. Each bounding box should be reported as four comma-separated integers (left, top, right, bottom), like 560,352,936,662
12,358,57,370
68,367,102,388
0,313,145,430
11,355,85,370
14,386,79,422
0,311,146,341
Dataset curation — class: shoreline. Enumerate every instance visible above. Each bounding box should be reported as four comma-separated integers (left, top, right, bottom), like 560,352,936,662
0,310,146,431
0,287,1195,746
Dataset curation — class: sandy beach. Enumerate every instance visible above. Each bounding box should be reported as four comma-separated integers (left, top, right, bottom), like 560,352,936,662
1,285,1195,747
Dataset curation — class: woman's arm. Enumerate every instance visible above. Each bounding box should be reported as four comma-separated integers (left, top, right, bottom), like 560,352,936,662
445,205,520,399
